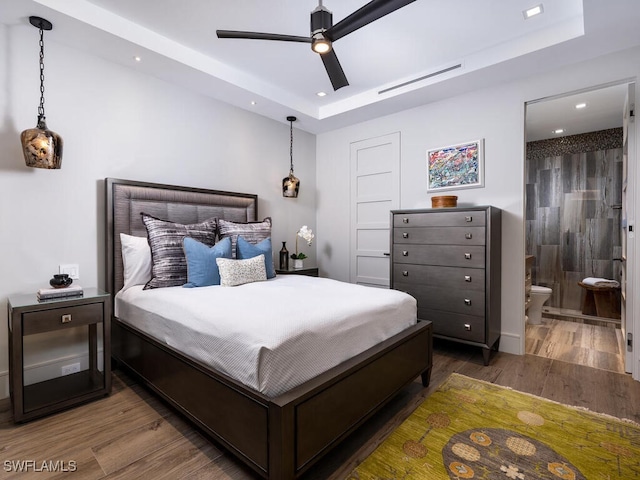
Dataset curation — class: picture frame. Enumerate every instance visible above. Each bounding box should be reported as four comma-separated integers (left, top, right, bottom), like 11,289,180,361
427,139,484,192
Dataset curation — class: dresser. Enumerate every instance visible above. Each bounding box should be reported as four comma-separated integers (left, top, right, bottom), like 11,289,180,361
390,206,501,365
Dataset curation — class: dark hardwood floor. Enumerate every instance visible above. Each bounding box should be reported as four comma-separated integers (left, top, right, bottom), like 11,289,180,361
1,340,639,479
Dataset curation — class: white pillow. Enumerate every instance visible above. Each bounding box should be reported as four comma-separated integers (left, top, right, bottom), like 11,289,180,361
120,233,152,290
216,255,267,287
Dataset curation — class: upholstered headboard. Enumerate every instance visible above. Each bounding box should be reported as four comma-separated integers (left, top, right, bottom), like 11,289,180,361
105,178,258,298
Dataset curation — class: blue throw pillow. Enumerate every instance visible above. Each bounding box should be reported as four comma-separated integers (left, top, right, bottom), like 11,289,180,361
236,236,275,279
183,237,232,287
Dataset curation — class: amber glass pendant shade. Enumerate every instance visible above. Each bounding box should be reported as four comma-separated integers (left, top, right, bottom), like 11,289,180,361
21,116,63,169
282,171,300,198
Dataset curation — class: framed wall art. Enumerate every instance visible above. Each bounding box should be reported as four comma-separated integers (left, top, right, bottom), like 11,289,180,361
427,139,484,192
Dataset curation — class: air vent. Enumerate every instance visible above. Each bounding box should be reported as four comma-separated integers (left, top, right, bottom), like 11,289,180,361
379,63,463,95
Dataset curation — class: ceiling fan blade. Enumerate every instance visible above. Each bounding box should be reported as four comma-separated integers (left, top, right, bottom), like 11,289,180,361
325,0,417,41
216,30,311,43
320,49,349,91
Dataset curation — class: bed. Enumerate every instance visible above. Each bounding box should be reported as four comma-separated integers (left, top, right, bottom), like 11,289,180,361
105,177,432,480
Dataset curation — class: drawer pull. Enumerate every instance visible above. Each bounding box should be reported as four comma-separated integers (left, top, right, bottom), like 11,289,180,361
464,323,471,331
465,233,473,239
61,314,72,324
402,251,408,256
464,253,472,260
464,275,472,282
402,232,409,239
402,217,409,224
464,299,472,306
465,216,473,222
402,271,409,276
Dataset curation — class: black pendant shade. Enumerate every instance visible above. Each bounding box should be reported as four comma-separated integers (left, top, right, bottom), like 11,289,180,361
21,16,63,169
282,116,300,198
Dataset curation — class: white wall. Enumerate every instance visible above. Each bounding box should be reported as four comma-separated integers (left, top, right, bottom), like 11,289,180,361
0,24,316,398
317,47,640,358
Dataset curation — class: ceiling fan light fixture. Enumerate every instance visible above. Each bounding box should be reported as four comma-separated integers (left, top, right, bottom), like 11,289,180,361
312,33,332,54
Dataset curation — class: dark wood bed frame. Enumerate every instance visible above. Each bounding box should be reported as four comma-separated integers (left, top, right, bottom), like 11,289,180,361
105,178,433,479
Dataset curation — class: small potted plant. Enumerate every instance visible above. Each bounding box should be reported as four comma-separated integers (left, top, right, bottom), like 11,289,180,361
291,225,314,269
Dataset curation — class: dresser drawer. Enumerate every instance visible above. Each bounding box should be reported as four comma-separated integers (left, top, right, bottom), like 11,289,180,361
393,226,485,246
418,309,486,343
397,284,485,316
394,211,486,228
23,303,103,335
393,265,485,291
393,245,485,268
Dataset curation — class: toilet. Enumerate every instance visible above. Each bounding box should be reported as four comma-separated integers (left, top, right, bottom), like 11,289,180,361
527,285,552,325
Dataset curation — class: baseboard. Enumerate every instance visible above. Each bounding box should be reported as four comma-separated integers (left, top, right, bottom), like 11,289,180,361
499,331,522,356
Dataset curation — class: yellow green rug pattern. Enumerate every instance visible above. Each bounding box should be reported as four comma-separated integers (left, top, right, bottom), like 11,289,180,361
348,373,640,479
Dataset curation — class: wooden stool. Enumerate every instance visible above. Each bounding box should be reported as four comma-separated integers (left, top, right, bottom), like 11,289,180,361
577,282,621,319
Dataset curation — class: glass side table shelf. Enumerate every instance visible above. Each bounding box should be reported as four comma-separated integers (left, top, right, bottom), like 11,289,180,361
275,266,319,277
7,288,111,422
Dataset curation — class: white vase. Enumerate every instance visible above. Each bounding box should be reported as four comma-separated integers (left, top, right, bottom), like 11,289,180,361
293,259,304,269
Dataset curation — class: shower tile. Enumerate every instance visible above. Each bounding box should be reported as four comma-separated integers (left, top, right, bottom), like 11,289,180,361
526,183,537,220
561,271,583,311
586,150,597,178
538,169,551,207
541,207,560,245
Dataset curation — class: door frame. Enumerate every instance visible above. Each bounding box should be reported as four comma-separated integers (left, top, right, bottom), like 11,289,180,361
523,79,638,381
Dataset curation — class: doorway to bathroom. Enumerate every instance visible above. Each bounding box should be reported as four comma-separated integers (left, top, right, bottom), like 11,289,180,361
524,81,634,374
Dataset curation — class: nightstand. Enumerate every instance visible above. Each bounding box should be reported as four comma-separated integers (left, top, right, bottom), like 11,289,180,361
7,288,111,422
276,266,319,277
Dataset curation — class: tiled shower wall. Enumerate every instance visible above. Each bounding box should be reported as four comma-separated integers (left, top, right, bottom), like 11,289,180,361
525,128,623,311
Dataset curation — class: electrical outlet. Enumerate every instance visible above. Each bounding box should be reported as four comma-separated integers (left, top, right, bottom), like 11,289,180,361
61,362,81,376
59,264,80,280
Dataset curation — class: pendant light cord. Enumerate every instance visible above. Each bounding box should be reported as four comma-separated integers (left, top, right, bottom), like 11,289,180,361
38,26,46,120
289,118,294,174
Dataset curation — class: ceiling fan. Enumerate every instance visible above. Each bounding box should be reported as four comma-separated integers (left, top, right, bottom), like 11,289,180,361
216,0,417,91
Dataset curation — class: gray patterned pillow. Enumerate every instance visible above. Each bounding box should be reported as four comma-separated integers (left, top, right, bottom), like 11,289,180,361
216,255,267,287
218,217,272,258
142,213,217,289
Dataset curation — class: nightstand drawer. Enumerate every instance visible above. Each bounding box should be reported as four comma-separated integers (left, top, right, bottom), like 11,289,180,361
23,303,103,335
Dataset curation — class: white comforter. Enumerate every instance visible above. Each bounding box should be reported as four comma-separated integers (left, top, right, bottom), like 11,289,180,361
115,275,416,396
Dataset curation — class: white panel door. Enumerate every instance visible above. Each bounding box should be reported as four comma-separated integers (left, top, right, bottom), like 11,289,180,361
350,132,400,286
622,83,636,374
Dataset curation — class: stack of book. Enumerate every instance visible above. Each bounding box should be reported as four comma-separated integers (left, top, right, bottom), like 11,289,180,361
37,285,84,302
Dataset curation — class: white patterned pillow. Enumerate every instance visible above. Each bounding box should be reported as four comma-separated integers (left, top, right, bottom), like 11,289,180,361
216,255,267,287
218,217,271,258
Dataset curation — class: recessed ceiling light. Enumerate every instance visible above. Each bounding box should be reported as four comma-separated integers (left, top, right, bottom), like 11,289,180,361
133,56,141,62
575,102,587,109
553,128,564,134
523,4,544,19
250,100,257,105
316,91,327,97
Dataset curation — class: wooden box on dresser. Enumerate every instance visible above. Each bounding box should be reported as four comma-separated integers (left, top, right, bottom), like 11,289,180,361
390,206,501,365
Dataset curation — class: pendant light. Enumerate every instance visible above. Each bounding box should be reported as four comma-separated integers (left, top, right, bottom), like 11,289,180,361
20,16,63,169
282,116,300,197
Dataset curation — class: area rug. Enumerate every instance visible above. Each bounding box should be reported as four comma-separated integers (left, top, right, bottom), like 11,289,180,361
347,373,640,479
